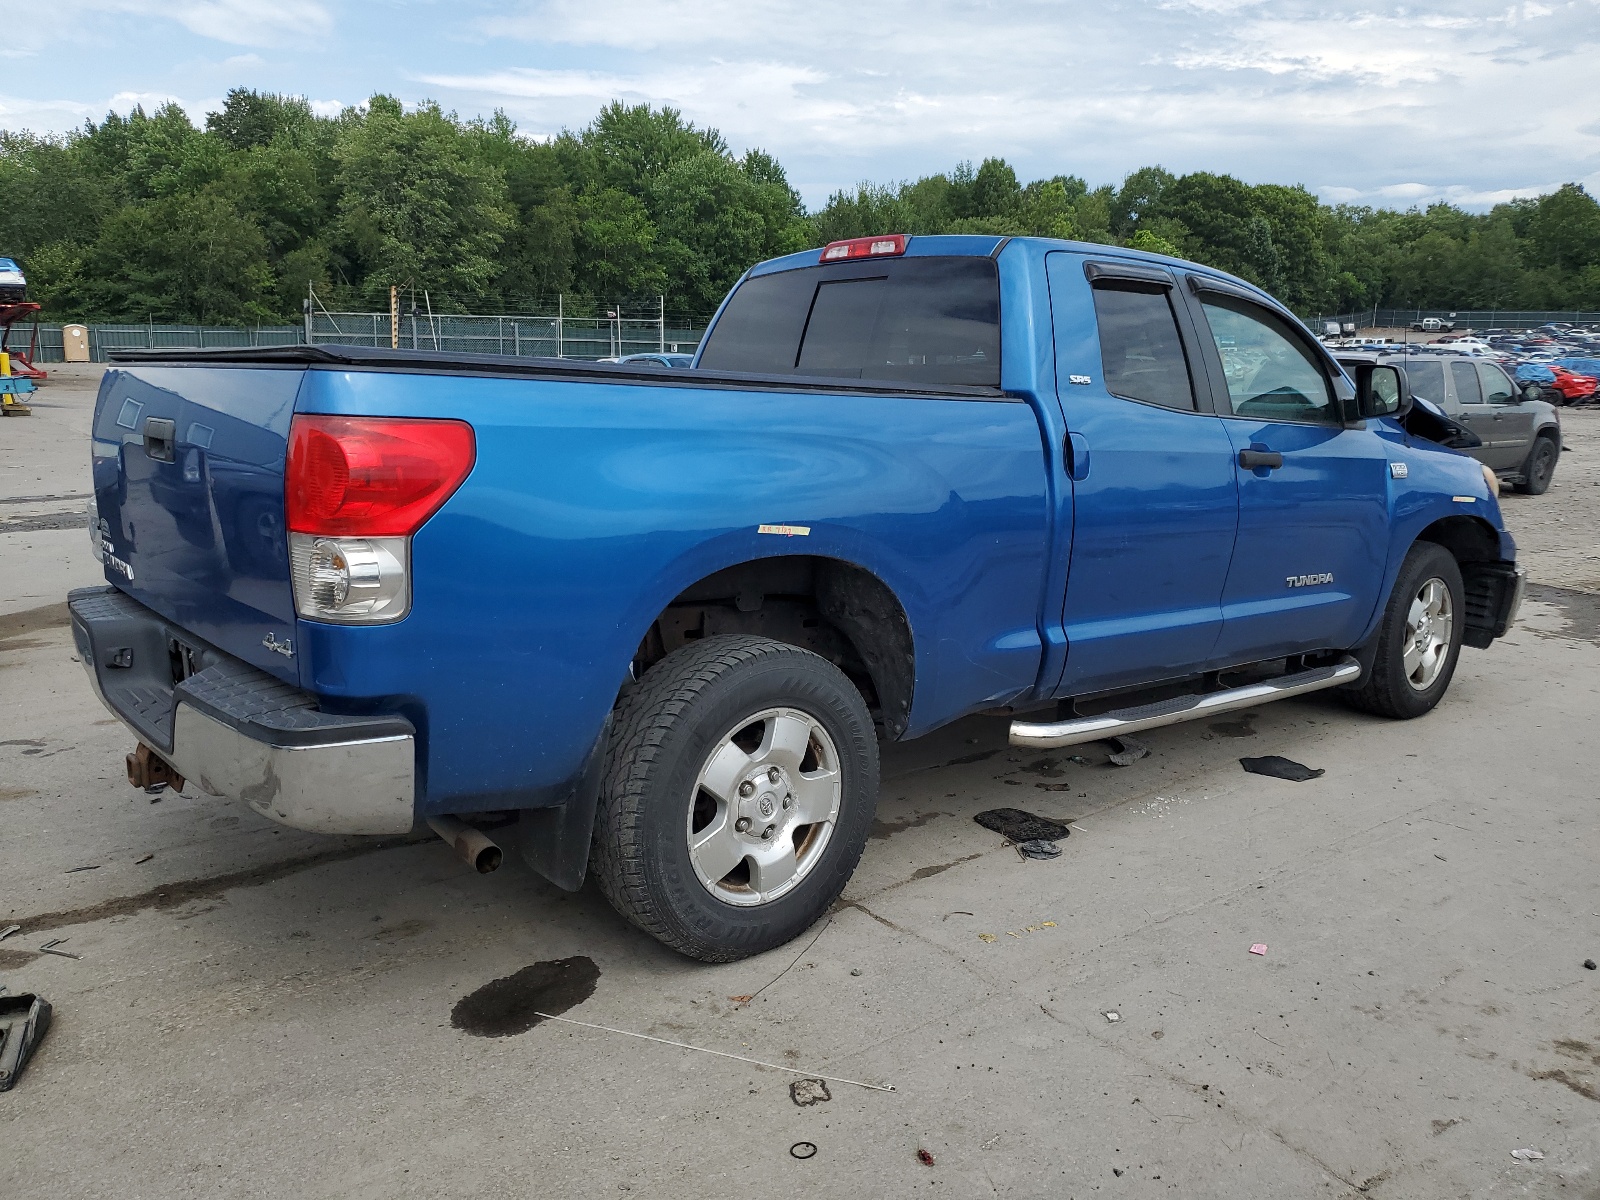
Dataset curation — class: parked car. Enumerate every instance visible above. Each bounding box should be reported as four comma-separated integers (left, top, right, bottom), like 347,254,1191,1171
618,352,694,368
1548,365,1598,404
1410,317,1457,332
0,257,26,303
1338,349,1561,493
72,234,1524,961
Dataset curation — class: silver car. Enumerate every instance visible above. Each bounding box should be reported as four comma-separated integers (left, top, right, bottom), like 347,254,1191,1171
1338,351,1562,495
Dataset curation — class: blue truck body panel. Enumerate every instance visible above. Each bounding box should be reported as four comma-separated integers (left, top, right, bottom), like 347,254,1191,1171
290,368,1049,811
87,236,1515,829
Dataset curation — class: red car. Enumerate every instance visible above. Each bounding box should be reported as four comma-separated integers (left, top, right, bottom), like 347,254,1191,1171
1550,366,1598,403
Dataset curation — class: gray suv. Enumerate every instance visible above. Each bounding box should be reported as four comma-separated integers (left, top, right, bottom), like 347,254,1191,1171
1337,351,1562,495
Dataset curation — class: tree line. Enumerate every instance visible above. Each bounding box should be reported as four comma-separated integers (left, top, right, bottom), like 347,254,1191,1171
2,88,1597,326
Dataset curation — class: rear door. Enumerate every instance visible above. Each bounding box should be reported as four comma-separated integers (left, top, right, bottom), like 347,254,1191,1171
1046,255,1240,695
92,365,302,680
1185,283,1390,662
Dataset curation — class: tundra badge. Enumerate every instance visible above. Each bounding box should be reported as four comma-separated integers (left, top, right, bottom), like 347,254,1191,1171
262,632,294,658
1286,573,1334,588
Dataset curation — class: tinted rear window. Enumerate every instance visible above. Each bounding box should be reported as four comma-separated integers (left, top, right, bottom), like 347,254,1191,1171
1402,359,1445,405
698,256,1000,387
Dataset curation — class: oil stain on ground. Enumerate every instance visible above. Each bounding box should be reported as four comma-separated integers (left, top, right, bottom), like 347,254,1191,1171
452,955,601,1038
1208,714,1258,737
871,810,944,840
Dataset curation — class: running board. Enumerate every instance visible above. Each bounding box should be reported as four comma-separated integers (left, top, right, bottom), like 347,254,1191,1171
1009,657,1362,750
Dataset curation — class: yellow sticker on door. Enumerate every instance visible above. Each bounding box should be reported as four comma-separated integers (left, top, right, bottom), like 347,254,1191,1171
758,524,811,537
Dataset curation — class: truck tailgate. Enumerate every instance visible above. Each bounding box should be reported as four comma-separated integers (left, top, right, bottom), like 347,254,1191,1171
91,365,304,682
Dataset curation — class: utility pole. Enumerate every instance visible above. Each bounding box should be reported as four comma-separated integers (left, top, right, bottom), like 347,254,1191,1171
390,285,399,350
659,295,665,353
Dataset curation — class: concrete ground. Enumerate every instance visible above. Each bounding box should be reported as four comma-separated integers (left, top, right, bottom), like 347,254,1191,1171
2,368,1597,1198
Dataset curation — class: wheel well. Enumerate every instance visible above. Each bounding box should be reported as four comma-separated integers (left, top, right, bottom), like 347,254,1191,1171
1415,515,1512,650
1416,515,1500,567
632,556,916,738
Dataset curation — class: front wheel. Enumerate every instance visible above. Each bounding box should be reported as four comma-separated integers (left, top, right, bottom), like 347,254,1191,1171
590,635,879,962
1514,435,1558,496
1344,542,1465,719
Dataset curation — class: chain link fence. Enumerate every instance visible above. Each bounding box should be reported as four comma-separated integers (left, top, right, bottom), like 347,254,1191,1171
309,311,705,359
1308,309,1600,332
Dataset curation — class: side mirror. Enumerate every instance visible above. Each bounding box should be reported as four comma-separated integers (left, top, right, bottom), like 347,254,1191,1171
1522,384,1542,401
1356,363,1411,420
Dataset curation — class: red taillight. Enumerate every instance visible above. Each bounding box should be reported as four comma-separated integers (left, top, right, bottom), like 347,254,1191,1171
287,415,475,537
819,234,908,262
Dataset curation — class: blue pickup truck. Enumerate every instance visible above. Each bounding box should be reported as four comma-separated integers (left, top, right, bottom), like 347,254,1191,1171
71,234,1524,961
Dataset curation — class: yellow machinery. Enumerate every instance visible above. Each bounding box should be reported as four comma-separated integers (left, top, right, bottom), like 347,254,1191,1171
1,350,35,416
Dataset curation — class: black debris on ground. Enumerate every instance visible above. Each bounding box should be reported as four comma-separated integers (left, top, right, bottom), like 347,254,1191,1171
0,993,53,1091
1103,736,1150,766
1585,959,1597,970
1240,755,1325,782
1017,839,1062,860
974,808,1070,842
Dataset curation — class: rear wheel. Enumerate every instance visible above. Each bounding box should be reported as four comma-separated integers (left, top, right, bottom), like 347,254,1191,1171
1514,435,1558,495
590,635,878,962
1345,542,1464,719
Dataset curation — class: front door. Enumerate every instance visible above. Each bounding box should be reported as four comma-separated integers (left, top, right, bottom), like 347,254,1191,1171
1474,360,1534,470
1185,286,1392,663
1046,254,1240,696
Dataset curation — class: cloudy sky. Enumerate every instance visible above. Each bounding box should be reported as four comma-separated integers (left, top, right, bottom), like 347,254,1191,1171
3,0,1596,210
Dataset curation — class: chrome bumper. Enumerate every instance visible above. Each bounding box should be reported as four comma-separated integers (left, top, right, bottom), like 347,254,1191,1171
1504,567,1527,632
69,587,416,836
163,704,414,835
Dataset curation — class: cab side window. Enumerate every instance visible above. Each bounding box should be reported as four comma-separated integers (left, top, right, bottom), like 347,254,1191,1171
1451,360,1483,405
1200,297,1337,424
1091,282,1196,411
1477,362,1515,405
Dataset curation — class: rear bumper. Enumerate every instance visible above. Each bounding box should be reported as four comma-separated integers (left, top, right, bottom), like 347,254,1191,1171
68,587,416,835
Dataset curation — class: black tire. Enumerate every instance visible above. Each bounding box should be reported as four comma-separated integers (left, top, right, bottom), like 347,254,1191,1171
1344,542,1465,719
590,635,879,962
1514,435,1558,495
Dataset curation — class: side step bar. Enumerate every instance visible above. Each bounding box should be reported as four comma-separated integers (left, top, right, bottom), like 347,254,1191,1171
1010,657,1362,750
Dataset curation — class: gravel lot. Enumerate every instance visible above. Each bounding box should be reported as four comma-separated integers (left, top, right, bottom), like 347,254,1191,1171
2,368,1597,1198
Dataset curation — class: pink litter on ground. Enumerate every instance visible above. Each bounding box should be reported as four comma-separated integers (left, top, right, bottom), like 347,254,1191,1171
1249,944,1268,956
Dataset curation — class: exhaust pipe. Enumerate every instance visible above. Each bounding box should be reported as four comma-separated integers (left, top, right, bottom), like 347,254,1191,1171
427,815,503,874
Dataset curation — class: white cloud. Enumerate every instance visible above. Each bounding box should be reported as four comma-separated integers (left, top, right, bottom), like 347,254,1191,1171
4,0,1599,209
63,0,332,48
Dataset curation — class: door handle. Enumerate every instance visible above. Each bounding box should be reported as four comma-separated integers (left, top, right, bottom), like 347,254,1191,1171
143,417,176,463
1237,448,1283,470
1064,432,1090,481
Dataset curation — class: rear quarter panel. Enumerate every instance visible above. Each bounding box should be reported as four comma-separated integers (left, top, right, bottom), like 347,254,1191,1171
294,369,1050,814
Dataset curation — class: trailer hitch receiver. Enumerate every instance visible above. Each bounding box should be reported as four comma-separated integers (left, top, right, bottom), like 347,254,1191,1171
126,742,184,793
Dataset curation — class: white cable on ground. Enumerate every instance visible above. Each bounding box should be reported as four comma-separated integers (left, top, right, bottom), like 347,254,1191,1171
534,1012,896,1092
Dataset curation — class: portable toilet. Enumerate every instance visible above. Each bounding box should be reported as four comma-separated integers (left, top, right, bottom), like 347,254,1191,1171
63,324,90,362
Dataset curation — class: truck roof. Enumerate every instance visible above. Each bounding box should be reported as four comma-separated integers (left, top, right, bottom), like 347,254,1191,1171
743,234,1280,308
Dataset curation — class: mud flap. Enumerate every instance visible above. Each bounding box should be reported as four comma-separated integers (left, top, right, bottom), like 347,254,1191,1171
514,713,611,892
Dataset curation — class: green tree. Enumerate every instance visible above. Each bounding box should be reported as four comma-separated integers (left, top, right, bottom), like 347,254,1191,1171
333,96,515,300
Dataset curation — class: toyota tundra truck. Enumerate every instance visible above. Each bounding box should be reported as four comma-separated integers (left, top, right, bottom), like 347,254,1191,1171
70,234,1525,961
